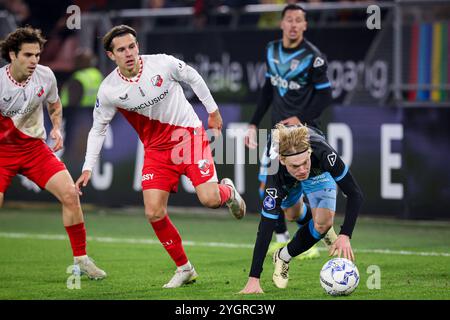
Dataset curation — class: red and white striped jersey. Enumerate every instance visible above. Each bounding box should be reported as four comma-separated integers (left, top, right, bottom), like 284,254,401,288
83,54,218,172
0,64,59,145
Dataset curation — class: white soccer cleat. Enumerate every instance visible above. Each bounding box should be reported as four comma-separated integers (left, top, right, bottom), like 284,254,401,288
220,178,246,220
272,248,289,289
74,256,107,280
163,267,198,289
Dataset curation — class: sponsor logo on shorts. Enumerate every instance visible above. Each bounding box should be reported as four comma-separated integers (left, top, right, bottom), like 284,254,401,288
142,173,154,181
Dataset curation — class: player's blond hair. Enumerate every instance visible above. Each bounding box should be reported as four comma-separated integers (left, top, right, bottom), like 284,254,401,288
272,124,311,160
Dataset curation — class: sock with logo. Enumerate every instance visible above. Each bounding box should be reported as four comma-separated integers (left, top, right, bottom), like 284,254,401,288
65,222,87,257
218,184,232,206
150,215,188,267
287,220,323,257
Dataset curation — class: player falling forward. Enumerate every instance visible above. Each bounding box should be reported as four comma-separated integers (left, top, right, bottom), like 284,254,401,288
0,27,106,280
240,124,363,294
75,25,246,288
245,4,336,259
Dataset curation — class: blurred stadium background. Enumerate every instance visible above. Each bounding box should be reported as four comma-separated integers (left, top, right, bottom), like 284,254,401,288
0,0,449,300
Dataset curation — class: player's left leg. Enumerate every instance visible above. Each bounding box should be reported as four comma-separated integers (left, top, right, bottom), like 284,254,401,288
143,188,197,288
195,179,246,219
187,129,245,219
45,170,106,280
0,192,3,208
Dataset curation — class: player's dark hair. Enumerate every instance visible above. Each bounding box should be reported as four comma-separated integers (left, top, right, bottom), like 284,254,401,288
103,25,137,52
0,27,46,63
281,4,306,19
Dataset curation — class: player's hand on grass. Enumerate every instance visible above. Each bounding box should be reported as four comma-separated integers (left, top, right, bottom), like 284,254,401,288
208,110,223,137
239,277,264,294
244,125,258,149
279,116,302,126
329,234,355,262
75,170,92,196
49,127,63,152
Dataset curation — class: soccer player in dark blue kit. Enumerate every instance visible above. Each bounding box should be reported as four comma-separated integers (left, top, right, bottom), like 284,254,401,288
240,124,363,294
245,4,336,258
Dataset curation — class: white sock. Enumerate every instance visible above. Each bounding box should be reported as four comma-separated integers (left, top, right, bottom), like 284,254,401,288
178,261,192,271
74,255,87,263
276,231,290,243
279,247,292,263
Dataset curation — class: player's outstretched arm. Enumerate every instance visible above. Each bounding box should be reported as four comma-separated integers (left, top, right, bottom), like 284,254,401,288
75,170,92,196
329,234,355,262
239,277,264,294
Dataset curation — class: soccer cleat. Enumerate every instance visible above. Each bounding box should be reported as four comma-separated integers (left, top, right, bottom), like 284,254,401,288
272,248,289,289
74,256,107,280
220,178,246,219
295,244,320,260
163,267,198,289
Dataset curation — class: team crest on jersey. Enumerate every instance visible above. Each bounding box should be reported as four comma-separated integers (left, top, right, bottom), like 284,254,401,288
151,75,163,87
263,196,276,211
327,152,337,167
290,59,300,71
198,159,211,177
313,57,325,68
36,86,45,97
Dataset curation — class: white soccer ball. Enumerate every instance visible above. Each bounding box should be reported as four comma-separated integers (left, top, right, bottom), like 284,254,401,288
319,258,360,296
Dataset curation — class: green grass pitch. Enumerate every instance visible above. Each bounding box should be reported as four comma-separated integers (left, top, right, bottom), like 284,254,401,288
0,207,448,300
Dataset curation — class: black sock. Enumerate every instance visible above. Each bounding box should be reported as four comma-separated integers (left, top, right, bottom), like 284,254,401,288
274,213,287,234
296,202,312,226
287,220,323,257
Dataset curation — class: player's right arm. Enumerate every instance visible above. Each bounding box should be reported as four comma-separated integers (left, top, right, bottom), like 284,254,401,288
241,175,284,294
75,89,117,194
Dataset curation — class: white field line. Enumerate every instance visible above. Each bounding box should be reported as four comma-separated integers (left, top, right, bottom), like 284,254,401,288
0,232,449,257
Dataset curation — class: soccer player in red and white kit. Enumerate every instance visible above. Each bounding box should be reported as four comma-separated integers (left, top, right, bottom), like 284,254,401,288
0,27,106,280
75,25,246,288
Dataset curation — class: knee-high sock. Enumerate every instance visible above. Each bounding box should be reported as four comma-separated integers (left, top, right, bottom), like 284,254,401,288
274,212,288,234
296,202,313,227
218,184,232,206
65,222,87,257
151,215,188,267
287,220,323,257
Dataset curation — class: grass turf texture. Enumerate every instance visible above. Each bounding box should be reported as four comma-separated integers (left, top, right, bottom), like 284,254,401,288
0,208,448,300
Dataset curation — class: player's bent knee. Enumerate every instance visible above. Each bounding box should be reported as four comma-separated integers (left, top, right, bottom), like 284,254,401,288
60,188,81,210
313,221,333,235
145,206,167,222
